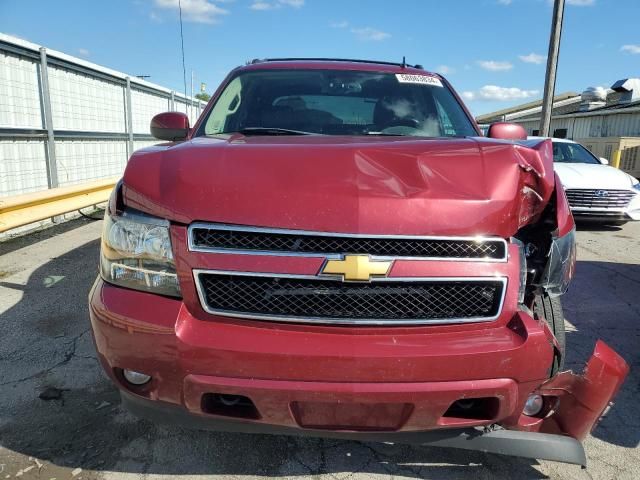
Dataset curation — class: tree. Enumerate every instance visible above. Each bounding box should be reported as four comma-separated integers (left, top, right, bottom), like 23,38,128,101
195,92,211,102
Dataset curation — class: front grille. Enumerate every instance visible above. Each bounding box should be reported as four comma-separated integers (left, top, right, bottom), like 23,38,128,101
565,189,636,209
196,273,505,325
190,225,507,260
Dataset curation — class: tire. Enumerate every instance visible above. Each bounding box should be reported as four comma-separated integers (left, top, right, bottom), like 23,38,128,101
533,293,566,376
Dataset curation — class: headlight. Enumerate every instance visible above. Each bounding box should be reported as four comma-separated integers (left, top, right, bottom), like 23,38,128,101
633,183,640,192
518,185,544,229
100,210,181,297
512,238,527,304
539,229,576,297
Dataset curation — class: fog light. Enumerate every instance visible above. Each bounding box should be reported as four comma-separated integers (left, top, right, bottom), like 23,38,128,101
523,394,544,416
123,369,151,385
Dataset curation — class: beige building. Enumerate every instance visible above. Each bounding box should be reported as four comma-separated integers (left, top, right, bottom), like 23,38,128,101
476,79,640,178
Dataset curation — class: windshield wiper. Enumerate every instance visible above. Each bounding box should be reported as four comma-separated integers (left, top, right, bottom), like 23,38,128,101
238,127,317,136
366,132,408,136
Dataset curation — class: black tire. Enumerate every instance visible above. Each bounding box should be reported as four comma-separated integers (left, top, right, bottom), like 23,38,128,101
533,293,566,376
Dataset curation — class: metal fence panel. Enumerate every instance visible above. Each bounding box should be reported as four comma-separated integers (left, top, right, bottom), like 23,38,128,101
48,65,126,132
0,138,49,196
131,89,170,134
55,139,128,187
175,98,200,126
0,51,42,128
133,139,160,151
0,33,207,200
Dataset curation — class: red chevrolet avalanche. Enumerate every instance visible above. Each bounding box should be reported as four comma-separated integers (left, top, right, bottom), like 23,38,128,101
89,59,628,465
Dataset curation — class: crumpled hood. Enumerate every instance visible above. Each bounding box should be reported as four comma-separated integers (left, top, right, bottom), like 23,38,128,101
122,135,554,238
555,162,636,190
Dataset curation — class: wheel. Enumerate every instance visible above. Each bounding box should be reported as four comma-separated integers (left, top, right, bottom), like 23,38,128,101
533,293,566,376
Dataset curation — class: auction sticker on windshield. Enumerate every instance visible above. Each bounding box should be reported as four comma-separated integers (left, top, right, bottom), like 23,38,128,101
395,74,443,87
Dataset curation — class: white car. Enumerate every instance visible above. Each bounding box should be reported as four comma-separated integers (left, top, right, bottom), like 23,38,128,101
528,137,640,225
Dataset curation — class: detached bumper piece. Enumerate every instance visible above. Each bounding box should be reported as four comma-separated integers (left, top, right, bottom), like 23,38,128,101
537,340,630,441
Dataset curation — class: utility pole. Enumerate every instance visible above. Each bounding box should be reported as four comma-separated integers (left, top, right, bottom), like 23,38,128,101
540,0,565,137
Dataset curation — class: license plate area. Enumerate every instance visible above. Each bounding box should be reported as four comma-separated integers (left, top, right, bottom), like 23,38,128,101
290,401,413,431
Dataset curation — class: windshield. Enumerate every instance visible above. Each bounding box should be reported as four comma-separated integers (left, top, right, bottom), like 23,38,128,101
553,141,600,164
199,69,477,137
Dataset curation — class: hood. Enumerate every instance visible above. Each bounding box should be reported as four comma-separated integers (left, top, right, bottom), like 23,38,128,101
122,136,554,238
554,162,637,190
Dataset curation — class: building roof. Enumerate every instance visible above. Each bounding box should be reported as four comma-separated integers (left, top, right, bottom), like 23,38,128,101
585,98,640,112
476,91,580,123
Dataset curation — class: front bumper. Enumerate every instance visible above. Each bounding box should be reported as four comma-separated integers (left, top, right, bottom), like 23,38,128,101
571,210,635,223
89,278,628,465
569,193,640,222
121,390,588,466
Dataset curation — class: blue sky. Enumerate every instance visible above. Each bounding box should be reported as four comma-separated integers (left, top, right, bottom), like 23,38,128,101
1,0,639,116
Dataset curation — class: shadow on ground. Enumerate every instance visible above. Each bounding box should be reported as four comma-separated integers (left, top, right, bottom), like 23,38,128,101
0,226,636,478
562,260,640,449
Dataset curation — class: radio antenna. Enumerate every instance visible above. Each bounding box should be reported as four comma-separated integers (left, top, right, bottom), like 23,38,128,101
178,0,188,113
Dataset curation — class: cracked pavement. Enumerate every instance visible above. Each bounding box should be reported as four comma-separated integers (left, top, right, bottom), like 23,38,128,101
0,218,638,479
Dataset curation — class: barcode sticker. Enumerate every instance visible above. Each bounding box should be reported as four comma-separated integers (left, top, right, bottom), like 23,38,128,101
395,74,443,87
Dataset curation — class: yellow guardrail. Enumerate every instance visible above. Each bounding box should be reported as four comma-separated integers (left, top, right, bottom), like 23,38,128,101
0,177,118,233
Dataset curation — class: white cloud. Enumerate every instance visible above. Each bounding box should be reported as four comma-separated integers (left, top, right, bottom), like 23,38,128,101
330,20,349,28
462,85,539,102
497,0,512,5
250,1,273,9
279,0,304,6
477,60,513,71
153,0,228,23
621,44,640,54
78,48,90,57
519,52,546,64
330,22,390,41
351,27,391,41
250,0,304,10
437,65,455,75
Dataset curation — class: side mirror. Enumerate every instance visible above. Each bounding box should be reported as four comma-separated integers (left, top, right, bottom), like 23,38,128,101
150,112,190,141
599,157,610,165
487,122,528,141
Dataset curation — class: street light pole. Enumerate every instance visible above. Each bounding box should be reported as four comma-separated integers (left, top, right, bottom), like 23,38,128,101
191,70,194,121
540,0,565,137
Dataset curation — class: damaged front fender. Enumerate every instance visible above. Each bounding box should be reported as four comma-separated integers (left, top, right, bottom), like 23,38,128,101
528,173,577,297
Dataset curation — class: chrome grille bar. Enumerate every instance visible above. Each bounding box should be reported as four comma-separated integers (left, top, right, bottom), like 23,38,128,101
188,223,508,262
565,189,636,209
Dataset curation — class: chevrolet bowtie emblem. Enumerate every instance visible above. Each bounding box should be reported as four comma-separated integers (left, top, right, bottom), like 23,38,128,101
321,255,393,281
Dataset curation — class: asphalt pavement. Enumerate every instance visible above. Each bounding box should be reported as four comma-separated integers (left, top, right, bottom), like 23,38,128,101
0,218,638,480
